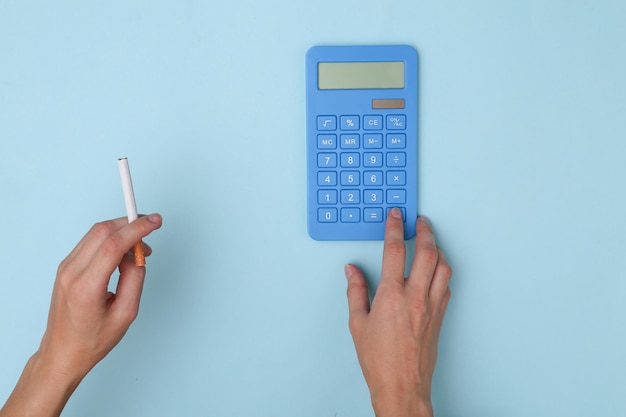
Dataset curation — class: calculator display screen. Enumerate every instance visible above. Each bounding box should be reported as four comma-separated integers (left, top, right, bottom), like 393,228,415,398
318,62,405,90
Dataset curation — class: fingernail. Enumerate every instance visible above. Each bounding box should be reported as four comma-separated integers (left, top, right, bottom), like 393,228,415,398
147,213,161,223
418,216,430,225
344,264,353,280
389,207,402,219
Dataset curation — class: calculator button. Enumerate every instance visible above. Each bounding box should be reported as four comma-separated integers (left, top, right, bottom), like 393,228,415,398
317,116,337,131
318,208,338,223
318,190,337,205
340,171,360,186
363,171,383,186
317,171,337,186
386,171,406,186
363,152,383,167
386,152,406,167
364,190,383,204
363,115,383,130
386,207,406,222
386,115,406,130
386,189,406,204
340,134,360,149
317,134,336,149
317,153,337,168
386,133,406,149
340,153,360,168
340,115,360,130
364,208,384,223
341,208,360,223
363,134,383,149
341,190,360,204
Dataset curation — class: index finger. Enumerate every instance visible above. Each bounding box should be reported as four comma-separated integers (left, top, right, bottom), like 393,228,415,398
380,208,407,287
63,217,134,266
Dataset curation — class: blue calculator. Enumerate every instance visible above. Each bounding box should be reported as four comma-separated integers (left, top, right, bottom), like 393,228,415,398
306,45,418,240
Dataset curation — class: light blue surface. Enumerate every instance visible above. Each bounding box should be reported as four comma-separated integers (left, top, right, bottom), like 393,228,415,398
1,1,625,416
306,45,418,240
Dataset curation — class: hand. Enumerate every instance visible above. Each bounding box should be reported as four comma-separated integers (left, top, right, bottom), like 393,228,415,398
41,213,163,377
345,209,452,417
0,214,162,417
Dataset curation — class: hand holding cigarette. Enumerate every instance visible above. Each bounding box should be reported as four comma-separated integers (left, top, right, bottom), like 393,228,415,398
0,214,162,417
118,157,146,266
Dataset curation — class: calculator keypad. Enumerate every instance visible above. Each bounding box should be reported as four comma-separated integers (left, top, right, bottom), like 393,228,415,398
315,114,408,224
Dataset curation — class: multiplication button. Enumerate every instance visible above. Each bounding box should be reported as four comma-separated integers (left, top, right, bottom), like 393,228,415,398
387,171,406,185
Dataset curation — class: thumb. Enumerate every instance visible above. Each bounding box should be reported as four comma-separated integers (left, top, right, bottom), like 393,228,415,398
345,264,370,336
112,256,146,323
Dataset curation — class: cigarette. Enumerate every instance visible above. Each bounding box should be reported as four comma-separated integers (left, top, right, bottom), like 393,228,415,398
117,157,145,266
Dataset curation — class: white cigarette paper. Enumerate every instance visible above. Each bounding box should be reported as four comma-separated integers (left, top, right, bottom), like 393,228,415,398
118,157,139,222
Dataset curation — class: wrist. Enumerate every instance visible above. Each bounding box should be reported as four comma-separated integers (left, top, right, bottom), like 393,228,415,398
371,390,434,417
31,349,86,390
37,333,96,384
0,351,85,417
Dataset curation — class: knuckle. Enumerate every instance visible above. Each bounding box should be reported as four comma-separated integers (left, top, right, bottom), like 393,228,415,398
413,298,429,315
125,307,140,324
91,221,115,240
116,305,139,327
67,281,82,300
348,315,362,335
346,280,367,299
100,234,125,257
376,284,404,310
385,240,405,257
419,243,439,266
67,279,91,306
56,258,69,276
56,259,77,289
439,262,453,280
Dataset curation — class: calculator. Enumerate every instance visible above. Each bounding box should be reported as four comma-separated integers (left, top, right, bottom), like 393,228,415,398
306,45,418,240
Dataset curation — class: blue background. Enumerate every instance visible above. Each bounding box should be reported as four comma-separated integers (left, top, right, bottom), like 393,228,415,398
1,1,625,416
